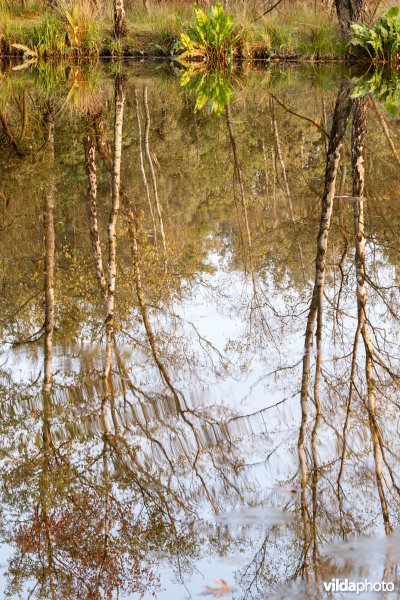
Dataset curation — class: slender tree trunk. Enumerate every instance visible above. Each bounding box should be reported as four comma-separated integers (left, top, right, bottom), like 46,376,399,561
114,0,127,39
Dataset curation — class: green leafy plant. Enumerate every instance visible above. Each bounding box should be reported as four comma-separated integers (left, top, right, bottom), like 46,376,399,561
351,69,400,115
179,63,237,115
177,3,243,67
349,7,400,63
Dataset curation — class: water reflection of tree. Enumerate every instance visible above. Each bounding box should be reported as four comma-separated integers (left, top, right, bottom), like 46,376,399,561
2,76,199,599
237,83,400,598
1,66,400,598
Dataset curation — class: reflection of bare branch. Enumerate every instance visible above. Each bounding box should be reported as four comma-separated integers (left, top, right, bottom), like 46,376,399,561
93,112,113,171
19,90,28,140
0,110,24,158
337,321,362,510
226,103,277,345
270,92,329,139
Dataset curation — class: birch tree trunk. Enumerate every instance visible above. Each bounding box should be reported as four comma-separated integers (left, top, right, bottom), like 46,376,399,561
114,0,127,39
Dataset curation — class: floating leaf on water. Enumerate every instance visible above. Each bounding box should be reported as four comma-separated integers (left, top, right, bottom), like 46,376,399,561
201,579,232,597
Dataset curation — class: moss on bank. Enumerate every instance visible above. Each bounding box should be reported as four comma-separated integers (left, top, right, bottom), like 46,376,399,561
0,6,345,61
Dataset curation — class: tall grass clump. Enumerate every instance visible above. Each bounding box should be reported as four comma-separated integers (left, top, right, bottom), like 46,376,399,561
0,18,25,54
127,2,192,41
62,1,101,55
9,2,100,58
247,8,342,59
300,23,344,59
29,14,66,57
349,7,400,63
177,2,243,67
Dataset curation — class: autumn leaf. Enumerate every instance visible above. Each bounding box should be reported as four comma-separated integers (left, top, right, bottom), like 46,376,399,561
201,579,232,597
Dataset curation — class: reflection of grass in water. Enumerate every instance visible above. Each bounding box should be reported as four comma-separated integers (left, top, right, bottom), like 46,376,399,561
351,69,400,116
0,62,104,118
179,64,238,116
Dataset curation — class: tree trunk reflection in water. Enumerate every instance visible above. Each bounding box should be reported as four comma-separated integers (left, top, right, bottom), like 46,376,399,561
103,74,125,436
143,86,167,269
134,87,157,242
270,96,306,282
297,87,397,587
41,100,57,600
84,132,107,302
97,74,125,596
351,96,392,534
297,83,351,581
298,82,351,491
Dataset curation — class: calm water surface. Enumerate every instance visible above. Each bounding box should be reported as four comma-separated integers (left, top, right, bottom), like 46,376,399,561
0,61,400,598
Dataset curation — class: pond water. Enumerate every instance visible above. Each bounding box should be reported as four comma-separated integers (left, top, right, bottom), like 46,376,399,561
0,60,400,599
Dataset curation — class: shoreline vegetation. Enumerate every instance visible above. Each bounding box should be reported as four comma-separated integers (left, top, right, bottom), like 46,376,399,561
0,1,396,63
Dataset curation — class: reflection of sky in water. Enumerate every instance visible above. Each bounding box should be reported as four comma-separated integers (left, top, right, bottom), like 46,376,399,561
1,240,399,598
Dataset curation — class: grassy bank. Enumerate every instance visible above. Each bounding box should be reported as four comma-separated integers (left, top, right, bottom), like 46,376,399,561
0,3,346,61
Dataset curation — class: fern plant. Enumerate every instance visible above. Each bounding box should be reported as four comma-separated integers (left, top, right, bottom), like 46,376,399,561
349,7,400,63
177,3,243,67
